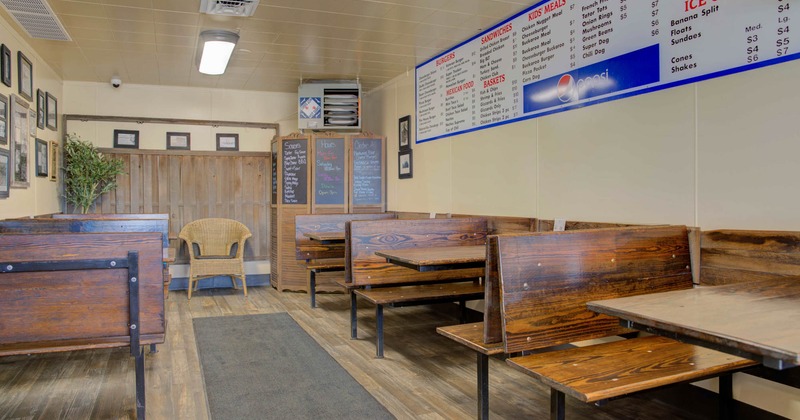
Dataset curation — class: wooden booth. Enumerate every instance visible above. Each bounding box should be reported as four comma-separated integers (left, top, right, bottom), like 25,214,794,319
270,132,386,292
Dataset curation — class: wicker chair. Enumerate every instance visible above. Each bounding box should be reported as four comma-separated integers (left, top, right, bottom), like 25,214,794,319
179,218,252,300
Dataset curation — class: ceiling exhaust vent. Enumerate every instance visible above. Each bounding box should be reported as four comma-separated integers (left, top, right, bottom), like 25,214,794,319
200,0,260,17
0,0,70,41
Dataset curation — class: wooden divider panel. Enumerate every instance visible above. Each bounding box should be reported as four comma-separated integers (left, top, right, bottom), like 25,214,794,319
348,218,488,287
0,218,169,248
699,229,800,285
496,225,692,354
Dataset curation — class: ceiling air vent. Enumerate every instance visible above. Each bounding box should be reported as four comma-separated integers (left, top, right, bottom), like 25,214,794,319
0,0,70,41
200,0,260,17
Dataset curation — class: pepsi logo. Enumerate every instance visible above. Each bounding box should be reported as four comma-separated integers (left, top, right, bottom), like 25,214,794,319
557,74,577,103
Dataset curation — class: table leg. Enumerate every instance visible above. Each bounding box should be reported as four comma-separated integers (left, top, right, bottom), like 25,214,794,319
477,353,489,420
309,270,317,308
350,292,358,339
550,388,565,420
376,304,384,359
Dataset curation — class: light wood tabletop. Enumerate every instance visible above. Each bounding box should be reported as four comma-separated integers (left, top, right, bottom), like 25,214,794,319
588,278,800,370
374,245,486,272
303,231,346,243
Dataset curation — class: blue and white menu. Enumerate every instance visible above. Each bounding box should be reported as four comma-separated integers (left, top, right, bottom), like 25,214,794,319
416,0,799,143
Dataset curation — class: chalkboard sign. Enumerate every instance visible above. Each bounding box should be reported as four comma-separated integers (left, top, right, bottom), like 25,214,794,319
282,139,308,204
271,142,277,204
314,137,346,205
352,137,383,206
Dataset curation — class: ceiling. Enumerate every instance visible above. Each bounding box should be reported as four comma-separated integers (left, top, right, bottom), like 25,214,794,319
6,0,532,93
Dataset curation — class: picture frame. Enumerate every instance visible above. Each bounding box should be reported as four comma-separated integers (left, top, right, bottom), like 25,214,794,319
166,132,191,150
17,51,32,101
9,94,29,188
399,115,411,151
398,149,413,179
48,141,57,182
0,44,10,88
0,147,8,198
216,133,239,151
46,92,57,131
113,129,139,148
36,89,45,129
0,93,7,146
34,138,47,177
28,109,36,137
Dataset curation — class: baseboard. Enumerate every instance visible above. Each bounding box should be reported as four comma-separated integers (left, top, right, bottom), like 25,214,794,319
169,274,271,291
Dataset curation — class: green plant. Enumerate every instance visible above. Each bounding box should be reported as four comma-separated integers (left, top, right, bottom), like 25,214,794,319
63,133,126,214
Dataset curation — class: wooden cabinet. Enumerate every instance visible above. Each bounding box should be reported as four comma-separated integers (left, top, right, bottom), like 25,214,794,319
270,133,386,292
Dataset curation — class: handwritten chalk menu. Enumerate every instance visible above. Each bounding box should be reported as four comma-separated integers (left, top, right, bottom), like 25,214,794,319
282,139,308,204
352,137,383,205
417,0,800,143
314,137,346,205
271,142,278,204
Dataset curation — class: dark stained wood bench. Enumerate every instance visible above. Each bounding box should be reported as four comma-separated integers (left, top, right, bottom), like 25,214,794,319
0,216,172,298
346,217,488,358
295,213,395,308
496,226,757,419
0,232,165,419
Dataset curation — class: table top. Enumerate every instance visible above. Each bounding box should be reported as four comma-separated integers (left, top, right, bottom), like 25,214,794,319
588,278,800,370
303,231,345,243
374,245,485,272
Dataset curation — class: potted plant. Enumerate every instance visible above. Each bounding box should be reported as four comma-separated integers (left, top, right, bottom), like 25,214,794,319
63,133,126,214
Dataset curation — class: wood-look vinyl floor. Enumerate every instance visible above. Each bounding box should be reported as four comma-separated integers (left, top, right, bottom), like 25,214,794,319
0,286,723,419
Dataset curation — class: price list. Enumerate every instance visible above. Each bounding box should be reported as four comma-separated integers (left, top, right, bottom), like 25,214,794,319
416,0,800,143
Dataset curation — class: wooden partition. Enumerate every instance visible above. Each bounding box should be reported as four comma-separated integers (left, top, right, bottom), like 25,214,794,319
698,229,800,285
93,149,270,264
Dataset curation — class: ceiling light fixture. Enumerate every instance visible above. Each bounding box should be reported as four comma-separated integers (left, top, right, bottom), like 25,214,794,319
198,30,240,75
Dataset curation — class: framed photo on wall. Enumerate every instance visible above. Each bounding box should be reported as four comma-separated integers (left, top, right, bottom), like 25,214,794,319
216,133,239,151
35,138,47,177
113,129,139,149
398,149,413,179
166,132,191,150
17,52,32,101
28,109,36,137
9,94,29,188
0,45,10,88
0,93,7,146
36,89,45,129
49,141,57,182
0,147,8,198
399,115,411,151
46,92,57,130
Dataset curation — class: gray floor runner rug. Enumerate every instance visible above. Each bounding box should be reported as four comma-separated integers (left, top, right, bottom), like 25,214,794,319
193,312,395,420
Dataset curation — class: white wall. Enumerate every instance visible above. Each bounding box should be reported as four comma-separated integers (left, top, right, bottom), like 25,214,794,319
364,58,800,418
0,14,62,220
63,81,298,151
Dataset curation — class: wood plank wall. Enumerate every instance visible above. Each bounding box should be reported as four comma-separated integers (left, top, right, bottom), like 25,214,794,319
87,149,270,264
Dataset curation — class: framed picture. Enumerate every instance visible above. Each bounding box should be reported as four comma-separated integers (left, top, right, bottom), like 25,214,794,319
17,52,32,101
28,109,36,137
398,149,413,179
46,92,57,130
216,133,239,151
9,94,29,188
166,132,191,150
113,129,139,148
49,141,57,182
399,115,411,151
0,45,10,88
0,94,7,146
0,147,8,198
36,89,45,129
35,138,47,177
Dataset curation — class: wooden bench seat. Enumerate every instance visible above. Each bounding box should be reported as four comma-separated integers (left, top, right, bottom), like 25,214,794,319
347,217,488,358
295,213,395,308
496,226,758,419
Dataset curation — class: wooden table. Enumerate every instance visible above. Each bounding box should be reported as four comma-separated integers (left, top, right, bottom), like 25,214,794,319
303,231,345,244
374,245,486,272
588,278,800,370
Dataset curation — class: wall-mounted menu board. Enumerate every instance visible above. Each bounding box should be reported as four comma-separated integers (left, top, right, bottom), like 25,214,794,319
282,138,308,204
314,137,346,205
416,0,800,143
351,137,383,206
